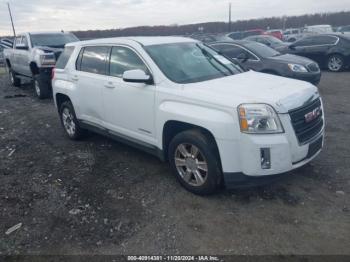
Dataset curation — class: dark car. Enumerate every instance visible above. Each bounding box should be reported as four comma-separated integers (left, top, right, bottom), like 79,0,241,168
278,33,350,72
338,25,350,33
244,35,289,50
209,40,321,85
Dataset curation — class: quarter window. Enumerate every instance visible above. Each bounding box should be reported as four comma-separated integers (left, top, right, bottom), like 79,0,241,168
109,46,149,77
78,46,110,75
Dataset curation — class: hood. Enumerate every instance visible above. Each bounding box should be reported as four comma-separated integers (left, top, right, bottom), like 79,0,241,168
268,53,315,65
181,71,319,113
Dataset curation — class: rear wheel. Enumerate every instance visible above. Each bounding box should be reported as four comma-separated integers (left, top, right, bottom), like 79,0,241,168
168,130,222,195
8,69,21,87
34,75,50,99
59,101,86,140
327,54,344,72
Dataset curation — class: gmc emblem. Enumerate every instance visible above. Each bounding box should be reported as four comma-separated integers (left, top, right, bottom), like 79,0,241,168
305,107,321,123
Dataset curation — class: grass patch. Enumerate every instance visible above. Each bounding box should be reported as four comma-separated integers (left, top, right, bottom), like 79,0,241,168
0,66,6,76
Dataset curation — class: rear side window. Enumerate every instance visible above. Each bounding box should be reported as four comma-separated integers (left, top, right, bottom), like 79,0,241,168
78,46,110,75
109,46,149,77
56,46,75,69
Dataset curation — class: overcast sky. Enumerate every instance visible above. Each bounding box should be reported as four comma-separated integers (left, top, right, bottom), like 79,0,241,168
0,0,348,35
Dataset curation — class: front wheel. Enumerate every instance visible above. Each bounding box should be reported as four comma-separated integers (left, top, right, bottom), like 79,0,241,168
168,130,222,195
327,54,344,72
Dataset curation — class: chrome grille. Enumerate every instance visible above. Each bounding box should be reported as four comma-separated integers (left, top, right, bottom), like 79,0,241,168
289,98,323,144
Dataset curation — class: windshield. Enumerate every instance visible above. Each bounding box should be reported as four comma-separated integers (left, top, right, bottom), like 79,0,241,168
30,33,79,48
145,42,243,84
244,42,280,58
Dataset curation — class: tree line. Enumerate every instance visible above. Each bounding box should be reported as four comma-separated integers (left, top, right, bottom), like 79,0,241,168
74,11,350,39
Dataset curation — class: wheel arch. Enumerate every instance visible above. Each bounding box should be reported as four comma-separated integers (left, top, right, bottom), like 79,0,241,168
55,93,72,112
29,61,39,75
162,120,222,169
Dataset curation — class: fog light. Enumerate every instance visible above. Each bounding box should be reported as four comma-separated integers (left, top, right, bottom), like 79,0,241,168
261,148,271,169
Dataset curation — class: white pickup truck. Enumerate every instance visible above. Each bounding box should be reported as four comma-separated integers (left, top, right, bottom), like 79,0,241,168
52,37,325,195
4,32,79,99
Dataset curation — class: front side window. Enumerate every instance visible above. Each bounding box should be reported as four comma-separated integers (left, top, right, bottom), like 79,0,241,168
109,46,149,77
293,37,313,47
145,42,243,84
79,46,110,75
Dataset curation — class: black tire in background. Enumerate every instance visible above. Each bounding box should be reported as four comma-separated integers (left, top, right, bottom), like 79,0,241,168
34,74,51,99
8,69,21,87
168,129,222,195
327,54,345,72
59,101,86,140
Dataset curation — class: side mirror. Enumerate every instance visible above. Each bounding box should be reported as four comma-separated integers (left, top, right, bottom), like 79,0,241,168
16,44,28,50
123,69,153,84
237,52,248,63
266,42,272,47
289,44,296,50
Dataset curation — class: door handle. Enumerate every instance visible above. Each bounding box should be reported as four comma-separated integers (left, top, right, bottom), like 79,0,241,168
71,75,79,81
104,82,115,88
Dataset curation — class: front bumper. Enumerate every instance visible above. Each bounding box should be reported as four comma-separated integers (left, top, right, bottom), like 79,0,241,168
292,72,321,85
218,109,325,189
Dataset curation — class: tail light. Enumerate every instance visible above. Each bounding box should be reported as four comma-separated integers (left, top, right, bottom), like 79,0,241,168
51,68,55,79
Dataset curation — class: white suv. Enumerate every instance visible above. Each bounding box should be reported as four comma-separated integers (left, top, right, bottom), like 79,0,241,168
52,37,325,195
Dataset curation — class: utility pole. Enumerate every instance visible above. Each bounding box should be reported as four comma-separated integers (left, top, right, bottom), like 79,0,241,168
7,2,16,37
228,3,232,32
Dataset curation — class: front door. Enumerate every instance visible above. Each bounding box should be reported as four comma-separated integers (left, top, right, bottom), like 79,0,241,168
102,46,156,145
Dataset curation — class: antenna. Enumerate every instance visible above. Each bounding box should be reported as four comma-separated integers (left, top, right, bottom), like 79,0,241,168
7,2,16,38
228,3,232,32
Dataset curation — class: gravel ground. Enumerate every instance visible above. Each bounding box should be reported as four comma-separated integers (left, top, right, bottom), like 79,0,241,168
0,68,349,256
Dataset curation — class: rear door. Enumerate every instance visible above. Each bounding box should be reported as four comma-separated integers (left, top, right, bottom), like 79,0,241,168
102,45,156,145
73,46,111,126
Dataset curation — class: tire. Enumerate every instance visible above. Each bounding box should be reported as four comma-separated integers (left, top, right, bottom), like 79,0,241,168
34,74,51,99
168,129,222,195
59,101,86,140
8,69,21,87
327,54,344,72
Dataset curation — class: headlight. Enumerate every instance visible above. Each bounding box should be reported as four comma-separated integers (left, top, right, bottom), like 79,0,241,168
39,53,56,66
288,63,308,73
238,104,284,134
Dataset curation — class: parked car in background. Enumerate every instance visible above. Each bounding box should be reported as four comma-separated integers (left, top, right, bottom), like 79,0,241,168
190,34,232,43
210,40,321,85
283,28,304,42
303,25,333,34
242,29,265,38
337,25,350,33
266,29,283,40
226,31,243,40
52,37,324,195
0,46,4,65
278,33,350,72
244,35,289,51
4,31,79,98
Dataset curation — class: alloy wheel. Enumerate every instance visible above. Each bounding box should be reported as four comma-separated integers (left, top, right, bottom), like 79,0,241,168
62,108,76,137
328,56,343,72
35,80,41,97
174,143,208,187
